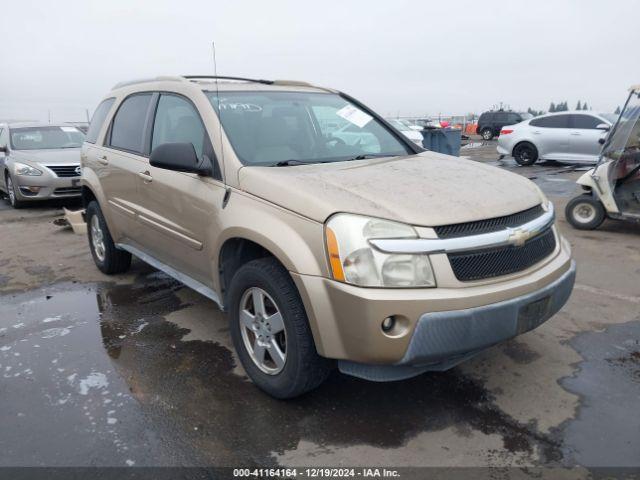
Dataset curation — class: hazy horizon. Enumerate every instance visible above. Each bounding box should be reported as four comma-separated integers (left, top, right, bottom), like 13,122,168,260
1,0,638,122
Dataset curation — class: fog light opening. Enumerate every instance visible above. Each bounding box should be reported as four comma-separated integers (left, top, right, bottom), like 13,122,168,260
381,316,395,333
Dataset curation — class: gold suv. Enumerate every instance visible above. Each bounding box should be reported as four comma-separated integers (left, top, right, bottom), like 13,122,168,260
81,75,575,398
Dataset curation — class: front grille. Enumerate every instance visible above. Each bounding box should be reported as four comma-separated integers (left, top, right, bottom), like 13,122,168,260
47,165,80,177
435,205,544,239
448,228,556,281
53,187,81,195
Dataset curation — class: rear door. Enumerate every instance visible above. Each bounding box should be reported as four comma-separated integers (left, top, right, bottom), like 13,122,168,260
568,114,607,162
136,92,225,285
529,114,572,160
97,93,155,244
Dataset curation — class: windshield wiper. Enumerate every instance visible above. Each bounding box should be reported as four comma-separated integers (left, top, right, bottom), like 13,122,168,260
347,154,392,161
272,159,326,167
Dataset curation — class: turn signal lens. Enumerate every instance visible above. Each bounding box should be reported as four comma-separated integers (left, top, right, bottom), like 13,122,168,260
325,226,345,281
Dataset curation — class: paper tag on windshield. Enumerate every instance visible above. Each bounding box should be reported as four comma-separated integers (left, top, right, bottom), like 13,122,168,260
336,104,372,128
60,126,79,133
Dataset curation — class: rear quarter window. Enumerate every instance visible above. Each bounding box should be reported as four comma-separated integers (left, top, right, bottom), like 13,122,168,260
86,98,115,144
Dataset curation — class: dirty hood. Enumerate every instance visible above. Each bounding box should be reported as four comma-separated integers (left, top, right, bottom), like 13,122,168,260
238,152,543,226
12,148,81,165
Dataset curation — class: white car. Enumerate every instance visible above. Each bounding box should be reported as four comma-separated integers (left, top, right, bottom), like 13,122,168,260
497,111,617,165
388,119,424,145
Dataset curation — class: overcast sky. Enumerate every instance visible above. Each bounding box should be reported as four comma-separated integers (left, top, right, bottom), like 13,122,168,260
1,0,638,122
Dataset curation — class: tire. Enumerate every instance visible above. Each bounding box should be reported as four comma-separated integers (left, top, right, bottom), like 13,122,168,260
481,128,494,141
565,194,606,230
86,200,132,274
513,142,539,166
228,257,332,399
5,173,27,209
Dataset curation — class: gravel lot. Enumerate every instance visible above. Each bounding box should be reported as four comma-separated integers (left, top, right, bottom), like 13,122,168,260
1,141,639,471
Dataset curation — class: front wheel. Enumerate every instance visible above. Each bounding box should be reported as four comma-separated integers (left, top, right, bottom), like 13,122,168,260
5,174,26,208
513,142,538,166
228,257,332,399
565,195,606,230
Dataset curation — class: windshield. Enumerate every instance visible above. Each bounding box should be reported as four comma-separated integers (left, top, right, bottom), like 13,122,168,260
10,126,85,150
388,119,411,132
206,91,412,166
601,91,640,165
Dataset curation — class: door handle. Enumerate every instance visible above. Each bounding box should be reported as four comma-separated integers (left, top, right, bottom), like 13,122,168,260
98,155,109,165
138,171,153,183
533,131,541,134
570,132,581,136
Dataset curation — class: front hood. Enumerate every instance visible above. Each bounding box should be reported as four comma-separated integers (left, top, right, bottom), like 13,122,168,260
12,149,81,165
238,152,543,226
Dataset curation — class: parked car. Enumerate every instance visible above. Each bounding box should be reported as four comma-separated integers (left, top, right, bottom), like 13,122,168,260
497,111,616,166
82,75,575,398
476,111,532,140
0,122,85,208
387,119,424,145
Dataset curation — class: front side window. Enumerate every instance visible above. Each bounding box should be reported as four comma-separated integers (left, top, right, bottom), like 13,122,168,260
86,98,115,144
109,93,153,154
571,115,603,129
206,91,411,166
152,94,206,159
10,126,85,150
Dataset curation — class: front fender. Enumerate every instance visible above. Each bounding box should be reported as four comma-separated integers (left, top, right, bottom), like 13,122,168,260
576,169,597,189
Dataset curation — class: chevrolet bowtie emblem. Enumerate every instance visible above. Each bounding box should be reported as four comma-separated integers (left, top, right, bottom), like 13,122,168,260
507,227,531,247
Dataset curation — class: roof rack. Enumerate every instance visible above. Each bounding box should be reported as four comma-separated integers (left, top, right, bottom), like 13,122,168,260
111,75,328,91
184,75,274,85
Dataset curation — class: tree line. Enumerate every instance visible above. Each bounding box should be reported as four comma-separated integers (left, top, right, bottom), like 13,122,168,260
525,101,622,117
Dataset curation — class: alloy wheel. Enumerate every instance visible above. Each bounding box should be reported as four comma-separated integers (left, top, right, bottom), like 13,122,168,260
90,215,106,262
239,287,287,375
6,176,15,206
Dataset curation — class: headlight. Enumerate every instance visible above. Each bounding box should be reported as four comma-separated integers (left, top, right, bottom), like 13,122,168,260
325,214,436,288
14,162,42,176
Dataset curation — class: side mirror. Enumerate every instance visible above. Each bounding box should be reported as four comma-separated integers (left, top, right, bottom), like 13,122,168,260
0,145,8,154
596,123,610,131
150,142,211,176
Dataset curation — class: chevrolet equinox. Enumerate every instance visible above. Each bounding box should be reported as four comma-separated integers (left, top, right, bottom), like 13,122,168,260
81,75,576,398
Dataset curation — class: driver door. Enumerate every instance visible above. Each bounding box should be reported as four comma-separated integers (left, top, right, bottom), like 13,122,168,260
135,92,225,286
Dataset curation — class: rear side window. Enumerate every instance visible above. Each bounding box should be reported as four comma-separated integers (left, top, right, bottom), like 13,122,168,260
151,94,206,159
530,115,571,128
86,98,115,144
109,94,153,154
571,115,603,129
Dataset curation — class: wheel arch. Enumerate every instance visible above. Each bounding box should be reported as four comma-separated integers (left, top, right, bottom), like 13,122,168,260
216,233,327,354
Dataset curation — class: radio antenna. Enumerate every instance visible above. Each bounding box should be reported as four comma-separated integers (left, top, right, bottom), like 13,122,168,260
212,41,230,205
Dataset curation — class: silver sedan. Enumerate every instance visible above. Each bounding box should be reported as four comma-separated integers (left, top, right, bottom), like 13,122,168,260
497,111,617,165
0,123,84,208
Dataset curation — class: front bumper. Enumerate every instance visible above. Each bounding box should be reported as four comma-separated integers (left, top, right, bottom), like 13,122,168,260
291,235,574,380
13,173,81,201
339,261,575,381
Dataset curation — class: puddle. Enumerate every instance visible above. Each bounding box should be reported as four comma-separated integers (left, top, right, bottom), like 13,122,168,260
556,319,640,467
0,272,565,467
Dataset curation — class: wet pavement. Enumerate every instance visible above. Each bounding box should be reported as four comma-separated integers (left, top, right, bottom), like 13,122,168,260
1,146,640,470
